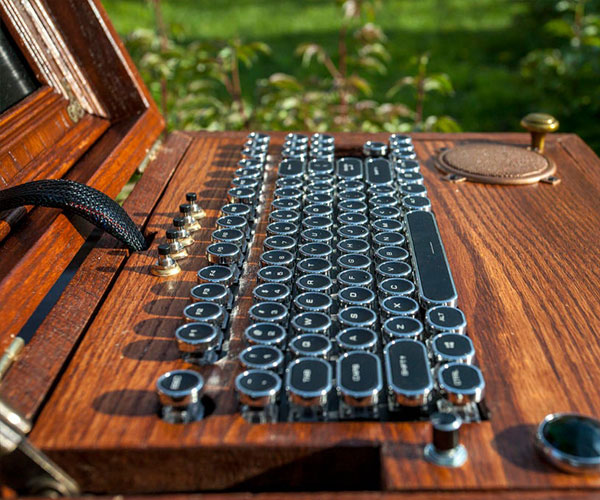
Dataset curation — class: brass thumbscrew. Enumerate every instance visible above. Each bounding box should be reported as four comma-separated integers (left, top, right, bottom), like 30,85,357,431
521,113,559,153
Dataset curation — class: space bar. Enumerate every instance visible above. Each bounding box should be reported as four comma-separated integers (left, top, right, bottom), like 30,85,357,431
405,210,458,307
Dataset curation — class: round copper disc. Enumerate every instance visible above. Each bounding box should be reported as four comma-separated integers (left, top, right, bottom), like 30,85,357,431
437,143,555,185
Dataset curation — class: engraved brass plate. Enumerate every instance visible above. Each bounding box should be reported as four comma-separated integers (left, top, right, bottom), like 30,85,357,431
437,143,556,185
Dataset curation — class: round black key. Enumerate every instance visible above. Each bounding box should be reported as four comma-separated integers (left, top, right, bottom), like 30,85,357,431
338,306,377,329
276,177,303,189
337,269,373,289
260,249,295,268
239,345,284,371
374,246,410,264
175,323,222,356
336,351,383,406
156,369,204,405
273,187,303,200
308,159,334,175
371,218,403,233
211,228,245,248
235,166,262,180
338,286,376,309
235,369,281,407
285,132,309,145
252,283,291,304
376,261,412,281
269,210,301,225
242,146,266,162
263,235,296,253
363,140,387,157
244,323,287,347
389,133,412,147
302,216,333,231
197,265,234,286
338,200,368,214
299,242,333,261
337,238,370,255
266,221,298,237
228,186,256,205
190,283,230,306
369,194,398,208
370,205,402,220
338,212,368,226
430,333,475,364
310,149,334,162
281,147,307,161
425,306,467,335
396,159,420,173
383,316,424,340
381,296,420,319
289,334,332,358
305,193,334,207
231,176,260,189
391,150,416,161
206,242,241,267
257,265,293,285
338,190,366,202
336,327,378,352
337,253,372,271
307,174,335,185
301,228,334,244
248,302,288,325
373,231,406,248
221,203,252,220
296,274,334,294
438,363,485,405
368,185,396,196
338,179,365,192
238,158,263,169
291,312,332,336
297,257,332,276
379,278,416,299
293,292,333,314
216,215,248,234
311,133,334,145
402,195,432,212
398,171,424,184
271,197,302,212
306,181,334,196
337,225,369,240
247,132,270,144
303,204,333,218
183,302,225,326
399,183,427,197
286,358,332,407
244,137,268,151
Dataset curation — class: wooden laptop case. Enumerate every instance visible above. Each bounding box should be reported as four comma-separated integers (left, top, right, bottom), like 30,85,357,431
1,1,600,498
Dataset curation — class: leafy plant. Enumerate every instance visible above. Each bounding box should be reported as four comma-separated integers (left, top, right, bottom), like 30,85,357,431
520,0,600,149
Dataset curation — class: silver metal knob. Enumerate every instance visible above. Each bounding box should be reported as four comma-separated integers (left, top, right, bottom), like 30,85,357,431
424,412,468,467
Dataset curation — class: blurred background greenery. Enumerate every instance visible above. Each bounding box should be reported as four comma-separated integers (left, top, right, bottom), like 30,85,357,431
102,0,600,151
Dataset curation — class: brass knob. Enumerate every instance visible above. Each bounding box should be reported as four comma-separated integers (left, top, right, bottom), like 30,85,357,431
521,113,559,153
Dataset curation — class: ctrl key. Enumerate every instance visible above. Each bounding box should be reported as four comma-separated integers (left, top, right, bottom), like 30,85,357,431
235,369,282,423
156,369,204,424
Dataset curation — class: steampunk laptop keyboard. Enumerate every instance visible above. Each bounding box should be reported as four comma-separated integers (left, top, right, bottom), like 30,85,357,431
154,132,486,425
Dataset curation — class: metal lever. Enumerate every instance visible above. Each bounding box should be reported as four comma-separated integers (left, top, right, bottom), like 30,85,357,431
0,399,80,496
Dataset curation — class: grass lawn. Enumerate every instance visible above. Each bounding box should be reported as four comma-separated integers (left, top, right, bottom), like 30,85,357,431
102,0,591,144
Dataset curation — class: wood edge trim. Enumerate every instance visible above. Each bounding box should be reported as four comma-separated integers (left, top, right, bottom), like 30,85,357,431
0,131,193,419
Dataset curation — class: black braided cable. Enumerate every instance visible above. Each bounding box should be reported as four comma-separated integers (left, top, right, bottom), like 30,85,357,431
0,179,148,251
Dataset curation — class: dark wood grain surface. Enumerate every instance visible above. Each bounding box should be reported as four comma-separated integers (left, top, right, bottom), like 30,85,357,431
25,131,600,494
0,0,164,350
0,131,192,420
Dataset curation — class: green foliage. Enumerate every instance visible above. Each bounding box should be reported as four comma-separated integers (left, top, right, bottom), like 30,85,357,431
120,0,460,133
520,0,600,150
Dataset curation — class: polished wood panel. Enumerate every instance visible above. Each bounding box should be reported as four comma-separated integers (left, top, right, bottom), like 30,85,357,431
28,132,600,494
0,0,164,349
0,131,192,420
